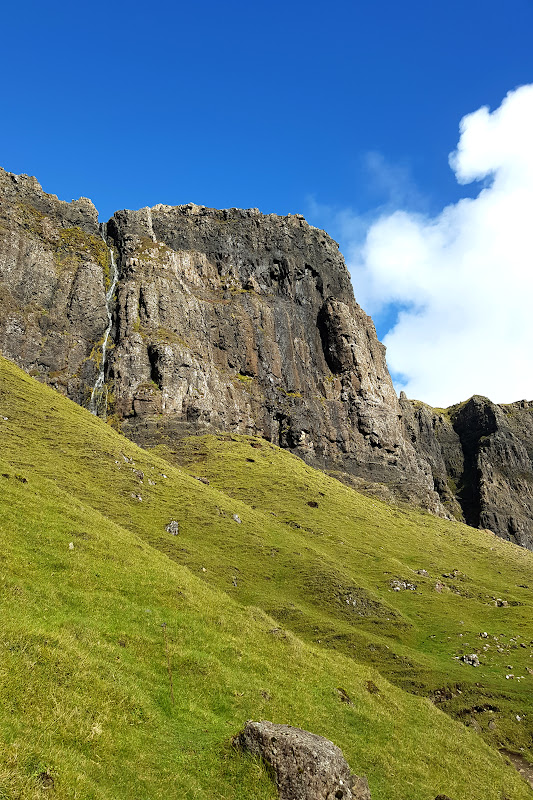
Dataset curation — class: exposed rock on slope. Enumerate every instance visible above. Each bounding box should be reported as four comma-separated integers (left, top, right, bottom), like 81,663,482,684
104,203,440,509
2,167,533,545
399,394,465,520
0,168,108,405
235,720,371,800
401,395,533,548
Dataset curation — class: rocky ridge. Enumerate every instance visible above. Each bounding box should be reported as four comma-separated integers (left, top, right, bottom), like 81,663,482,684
401,394,533,549
1,167,532,546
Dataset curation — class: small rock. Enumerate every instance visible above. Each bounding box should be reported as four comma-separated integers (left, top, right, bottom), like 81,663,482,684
460,654,480,667
496,598,509,607
194,476,210,485
390,579,416,591
416,569,429,576
434,581,445,592
233,514,242,524
133,469,144,482
68,542,74,550
234,720,371,800
165,521,180,536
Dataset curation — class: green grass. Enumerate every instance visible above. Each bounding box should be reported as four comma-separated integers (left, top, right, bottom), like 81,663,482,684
1,355,533,799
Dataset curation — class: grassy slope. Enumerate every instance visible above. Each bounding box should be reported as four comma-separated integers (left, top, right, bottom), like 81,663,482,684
1,356,532,800
157,438,533,714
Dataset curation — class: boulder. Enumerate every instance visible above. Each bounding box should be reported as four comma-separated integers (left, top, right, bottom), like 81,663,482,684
165,520,179,535
234,720,371,800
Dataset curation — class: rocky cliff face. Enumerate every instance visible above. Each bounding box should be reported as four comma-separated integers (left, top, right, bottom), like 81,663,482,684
0,168,109,405
1,167,532,547
104,202,440,509
0,168,440,512
401,395,533,549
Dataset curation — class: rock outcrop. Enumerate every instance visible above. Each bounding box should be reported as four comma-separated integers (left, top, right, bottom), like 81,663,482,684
103,202,440,510
401,394,533,549
1,167,532,546
0,168,109,406
234,720,371,800
0,168,442,511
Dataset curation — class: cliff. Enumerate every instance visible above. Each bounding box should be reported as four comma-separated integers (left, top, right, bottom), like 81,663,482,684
400,395,533,549
0,169,108,405
1,167,532,546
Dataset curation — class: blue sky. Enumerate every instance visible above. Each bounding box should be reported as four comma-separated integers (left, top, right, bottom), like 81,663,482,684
2,0,533,404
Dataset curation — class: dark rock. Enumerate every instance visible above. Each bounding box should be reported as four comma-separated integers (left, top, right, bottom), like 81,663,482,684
452,397,533,549
0,167,108,407
3,167,533,547
105,202,442,514
0,169,443,513
401,394,533,549
399,394,464,519
234,720,371,800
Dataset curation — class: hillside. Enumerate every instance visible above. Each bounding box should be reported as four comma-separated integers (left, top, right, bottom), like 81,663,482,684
1,355,533,799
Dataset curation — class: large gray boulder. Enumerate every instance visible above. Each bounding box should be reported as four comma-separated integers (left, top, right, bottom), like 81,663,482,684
234,720,371,800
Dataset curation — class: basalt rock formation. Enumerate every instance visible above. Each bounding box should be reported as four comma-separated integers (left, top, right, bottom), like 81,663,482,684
0,168,108,406
401,395,533,549
1,166,532,546
104,202,440,510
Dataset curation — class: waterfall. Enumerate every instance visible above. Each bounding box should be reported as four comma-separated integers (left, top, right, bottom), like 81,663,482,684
89,244,118,417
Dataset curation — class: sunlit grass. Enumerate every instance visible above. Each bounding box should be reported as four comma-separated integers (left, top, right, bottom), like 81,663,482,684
1,355,532,799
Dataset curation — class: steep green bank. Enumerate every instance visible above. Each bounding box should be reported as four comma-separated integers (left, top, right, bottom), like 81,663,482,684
1,355,532,799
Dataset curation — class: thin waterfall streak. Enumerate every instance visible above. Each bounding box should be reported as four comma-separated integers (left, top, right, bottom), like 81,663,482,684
89,248,118,417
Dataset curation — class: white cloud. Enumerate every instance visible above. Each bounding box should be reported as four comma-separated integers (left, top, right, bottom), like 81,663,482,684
345,85,533,407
